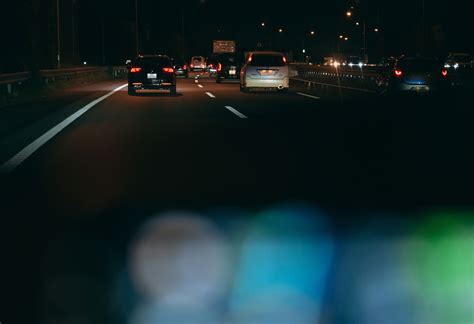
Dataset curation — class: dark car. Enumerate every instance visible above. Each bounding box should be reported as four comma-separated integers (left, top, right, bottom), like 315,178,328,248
171,58,189,78
128,55,177,95
216,52,245,83
387,56,449,93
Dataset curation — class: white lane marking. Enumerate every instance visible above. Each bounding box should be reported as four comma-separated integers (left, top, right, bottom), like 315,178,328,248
296,92,321,100
195,79,199,83
206,92,216,98
198,84,203,88
0,84,128,174
225,106,247,119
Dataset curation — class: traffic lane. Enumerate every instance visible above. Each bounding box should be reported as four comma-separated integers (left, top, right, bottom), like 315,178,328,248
196,77,474,205
0,80,128,164
1,78,254,217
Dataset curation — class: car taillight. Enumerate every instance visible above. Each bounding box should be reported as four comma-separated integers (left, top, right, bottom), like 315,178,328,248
283,56,287,63
209,64,214,68
217,63,222,72
394,69,403,77
248,56,252,62
441,68,448,77
130,67,142,73
183,64,187,70
163,67,174,73
190,64,194,68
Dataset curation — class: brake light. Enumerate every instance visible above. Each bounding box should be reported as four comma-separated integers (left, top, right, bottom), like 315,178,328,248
283,56,287,63
441,68,448,77
394,69,403,77
130,67,142,73
248,55,252,62
217,63,222,72
183,64,187,70
209,64,214,68
190,64,194,68
163,67,174,73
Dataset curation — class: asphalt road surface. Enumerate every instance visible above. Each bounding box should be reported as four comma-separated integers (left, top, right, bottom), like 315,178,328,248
1,74,473,324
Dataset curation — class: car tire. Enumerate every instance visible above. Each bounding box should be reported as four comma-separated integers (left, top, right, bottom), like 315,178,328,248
170,86,177,95
128,86,136,96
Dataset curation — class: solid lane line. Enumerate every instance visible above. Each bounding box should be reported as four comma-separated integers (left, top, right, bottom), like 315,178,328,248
0,83,128,174
206,92,216,98
225,106,247,119
296,92,321,100
198,84,203,88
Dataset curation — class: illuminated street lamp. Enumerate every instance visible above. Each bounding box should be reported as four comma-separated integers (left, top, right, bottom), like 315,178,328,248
346,10,352,17
344,37,349,41
310,30,315,35
261,22,265,27
355,22,360,26
339,35,344,39
278,28,283,33
374,28,379,32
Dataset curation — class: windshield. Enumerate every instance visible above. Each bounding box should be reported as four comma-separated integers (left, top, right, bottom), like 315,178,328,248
1,1,472,323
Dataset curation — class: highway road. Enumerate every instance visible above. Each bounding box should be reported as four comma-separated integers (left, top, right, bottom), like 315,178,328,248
1,74,473,323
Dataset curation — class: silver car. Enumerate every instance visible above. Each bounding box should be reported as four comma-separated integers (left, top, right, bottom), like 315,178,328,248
240,51,289,93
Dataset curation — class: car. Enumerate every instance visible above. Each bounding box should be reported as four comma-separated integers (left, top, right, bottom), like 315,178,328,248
386,56,450,94
190,56,206,72
444,53,473,69
171,58,189,78
346,56,364,67
240,51,289,93
215,52,245,83
128,55,177,95
206,57,219,76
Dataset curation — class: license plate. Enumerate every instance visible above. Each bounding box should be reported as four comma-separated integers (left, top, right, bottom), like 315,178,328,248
229,69,236,75
412,86,429,92
259,70,275,76
147,73,157,79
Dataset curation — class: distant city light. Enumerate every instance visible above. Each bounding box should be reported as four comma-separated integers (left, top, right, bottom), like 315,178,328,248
83,61,87,65
339,35,344,39
356,22,360,26
344,37,349,41
302,49,306,53
346,11,352,17
261,22,265,27
278,28,283,33
310,31,315,35
374,28,379,32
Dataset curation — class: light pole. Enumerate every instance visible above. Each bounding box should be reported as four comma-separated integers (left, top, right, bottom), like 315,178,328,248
135,0,139,56
56,0,61,68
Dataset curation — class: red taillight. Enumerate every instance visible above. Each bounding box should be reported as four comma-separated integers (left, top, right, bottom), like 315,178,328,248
209,64,214,68
282,56,287,63
163,67,174,73
248,55,252,62
183,64,187,70
441,68,448,77
130,67,142,73
190,64,194,68
217,63,222,72
394,69,403,77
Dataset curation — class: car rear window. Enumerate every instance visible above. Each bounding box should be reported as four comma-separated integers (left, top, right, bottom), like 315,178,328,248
134,57,171,67
219,54,244,64
250,54,286,67
398,58,441,72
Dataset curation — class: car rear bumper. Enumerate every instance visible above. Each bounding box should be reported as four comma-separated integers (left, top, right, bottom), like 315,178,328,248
244,77,289,88
392,81,448,92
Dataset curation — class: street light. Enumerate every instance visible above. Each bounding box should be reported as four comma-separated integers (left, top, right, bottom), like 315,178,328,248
344,37,349,41
310,31,315,35
278,28,283,33
261,22,266,27
355,22,360,26
339,35,344,39
346,10,352,17
374,28,379,32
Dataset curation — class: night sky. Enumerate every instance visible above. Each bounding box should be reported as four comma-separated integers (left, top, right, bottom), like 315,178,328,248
1,0,473,72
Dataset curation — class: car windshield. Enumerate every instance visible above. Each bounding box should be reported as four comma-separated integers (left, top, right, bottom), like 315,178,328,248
2,1,473,323
250,54,285,66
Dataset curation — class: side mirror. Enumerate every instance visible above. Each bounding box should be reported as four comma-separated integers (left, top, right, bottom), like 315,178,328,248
125,59,132,69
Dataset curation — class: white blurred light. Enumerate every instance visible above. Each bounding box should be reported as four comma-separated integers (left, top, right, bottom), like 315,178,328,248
358,62,364,68
83,61,87,65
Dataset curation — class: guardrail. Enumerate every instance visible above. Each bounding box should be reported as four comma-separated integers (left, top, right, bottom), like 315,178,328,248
0,67,127,96
290,64,387,93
